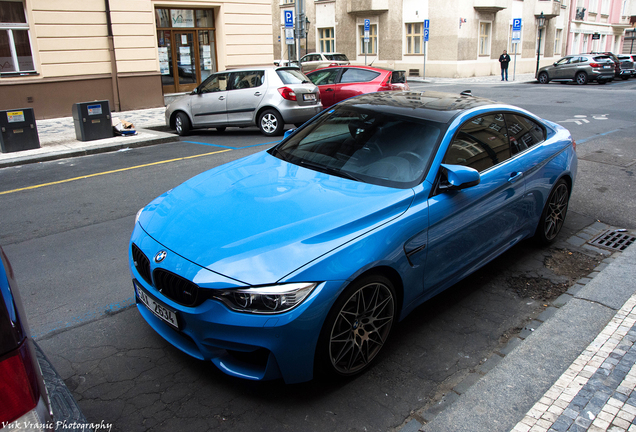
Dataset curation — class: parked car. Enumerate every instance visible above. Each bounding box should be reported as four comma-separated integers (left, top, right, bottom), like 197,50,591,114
130,90,576,384
165,66,322,137
0,246,88,430
536,54,615,85
617,55,636,78
586,52,631,80
299,52,350,73
273,59,299,67
306,65,410,108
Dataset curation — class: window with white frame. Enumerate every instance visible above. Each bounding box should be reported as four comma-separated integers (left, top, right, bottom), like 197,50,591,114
319,28,334,53
600,0,610,14
589,0,597,13
554,29,562,54
406,23,423,54
479,22,491,56
359,24,377,55
0,0,35,75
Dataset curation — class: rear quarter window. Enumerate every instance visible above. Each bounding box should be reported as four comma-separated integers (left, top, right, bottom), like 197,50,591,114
340,68,381,83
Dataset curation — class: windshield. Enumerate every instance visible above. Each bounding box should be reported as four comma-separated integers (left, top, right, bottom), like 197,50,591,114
325,54,348,62
269,106,442,188
277,68,311,84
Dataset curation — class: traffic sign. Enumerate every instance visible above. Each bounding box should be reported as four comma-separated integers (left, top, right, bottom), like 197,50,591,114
364,19,370,43
284,10,293,29
424,19,430,29
424,28,429,42
512,18,522,31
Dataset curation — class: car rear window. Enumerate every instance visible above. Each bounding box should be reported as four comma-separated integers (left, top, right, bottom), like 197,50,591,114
593,56,611,62
391,71,406,84
325,54,348,62
277,68,311,84
340,68,381,84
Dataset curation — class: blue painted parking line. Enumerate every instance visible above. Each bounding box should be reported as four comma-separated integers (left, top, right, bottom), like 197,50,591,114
184,140,281,149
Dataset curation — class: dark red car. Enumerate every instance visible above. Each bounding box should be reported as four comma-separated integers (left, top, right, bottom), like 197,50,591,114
306,65,409,108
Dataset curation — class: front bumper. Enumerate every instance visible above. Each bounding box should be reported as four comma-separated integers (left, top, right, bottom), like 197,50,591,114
129,224,340,384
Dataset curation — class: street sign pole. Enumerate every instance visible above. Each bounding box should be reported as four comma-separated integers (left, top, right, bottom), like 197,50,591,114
423,20,429,79
364,19,370,66
284,10,294,66
512,18,522,82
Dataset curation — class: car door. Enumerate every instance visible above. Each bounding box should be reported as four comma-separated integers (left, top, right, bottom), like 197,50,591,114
334,68,382,105
190,72,229,126
307,68,341,108
226,70,266,125
424,113,527,293
551,57,571,79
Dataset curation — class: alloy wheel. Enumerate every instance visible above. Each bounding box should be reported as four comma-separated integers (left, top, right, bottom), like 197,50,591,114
543,182,569,241
328,281,395,375
175,116,183,134
261,113,278,134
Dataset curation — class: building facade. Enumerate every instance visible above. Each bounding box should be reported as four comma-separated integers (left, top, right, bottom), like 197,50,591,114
0,0,274,118
272,0,574,78
565,0,632,54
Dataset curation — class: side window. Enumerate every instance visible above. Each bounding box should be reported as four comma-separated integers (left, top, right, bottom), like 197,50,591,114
556,58,570,65
504,114,545,154
339,68,381,83
200,73,229,93
444,114,510,172
231,71,264,89
308,68,340,85
570,57,580,64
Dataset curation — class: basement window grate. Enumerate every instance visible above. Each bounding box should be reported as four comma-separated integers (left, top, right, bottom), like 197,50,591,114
588,229,635,252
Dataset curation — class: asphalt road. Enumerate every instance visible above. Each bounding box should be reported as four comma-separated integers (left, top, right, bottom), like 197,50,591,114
0,78,634,431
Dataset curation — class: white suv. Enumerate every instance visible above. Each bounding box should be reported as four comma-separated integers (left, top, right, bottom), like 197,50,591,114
299,53,350,73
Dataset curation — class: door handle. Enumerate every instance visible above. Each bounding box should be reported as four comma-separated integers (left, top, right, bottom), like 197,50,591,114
218,96,225,100
254,92,262,96
508,171,523,182
325,88,334,92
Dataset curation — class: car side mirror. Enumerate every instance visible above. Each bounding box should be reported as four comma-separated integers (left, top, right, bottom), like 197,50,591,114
553,62,558,66
191,88,199,95
439,164,480,191
284,129,296,139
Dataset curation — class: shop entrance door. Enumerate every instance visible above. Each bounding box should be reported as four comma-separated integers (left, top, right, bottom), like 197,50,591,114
174,31,198,93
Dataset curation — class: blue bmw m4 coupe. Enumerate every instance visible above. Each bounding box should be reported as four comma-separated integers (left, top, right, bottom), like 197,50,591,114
129,90,577,383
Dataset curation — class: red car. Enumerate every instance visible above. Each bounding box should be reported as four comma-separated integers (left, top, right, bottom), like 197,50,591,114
306,65,409,108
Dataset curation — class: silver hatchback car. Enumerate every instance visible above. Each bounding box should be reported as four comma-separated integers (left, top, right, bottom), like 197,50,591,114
165,67,323,136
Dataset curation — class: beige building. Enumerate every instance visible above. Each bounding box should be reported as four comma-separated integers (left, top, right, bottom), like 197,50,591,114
273,0,570,78
1,0,274,118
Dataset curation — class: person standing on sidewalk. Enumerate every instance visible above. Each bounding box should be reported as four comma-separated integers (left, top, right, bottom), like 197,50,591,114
499,50,511,81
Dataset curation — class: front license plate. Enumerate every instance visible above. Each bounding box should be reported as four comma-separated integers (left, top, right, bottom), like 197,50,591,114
135,282,179,330
303,93,316,101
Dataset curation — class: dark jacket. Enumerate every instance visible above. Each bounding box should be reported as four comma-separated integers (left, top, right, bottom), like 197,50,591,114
499,54,511,68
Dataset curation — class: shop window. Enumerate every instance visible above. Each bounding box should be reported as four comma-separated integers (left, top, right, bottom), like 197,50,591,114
0,0,35,76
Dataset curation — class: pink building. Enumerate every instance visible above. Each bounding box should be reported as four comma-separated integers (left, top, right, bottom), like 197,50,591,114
566,0,633,54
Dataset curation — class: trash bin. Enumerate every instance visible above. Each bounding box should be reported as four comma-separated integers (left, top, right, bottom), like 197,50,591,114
0,108,40,153
71,100,113,141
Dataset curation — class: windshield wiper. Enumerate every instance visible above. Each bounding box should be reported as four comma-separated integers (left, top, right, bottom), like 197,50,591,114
298,160,361,182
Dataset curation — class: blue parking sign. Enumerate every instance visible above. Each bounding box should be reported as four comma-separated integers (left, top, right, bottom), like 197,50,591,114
424,19,429,29
424,28,429,42
284,10,293,29
512,18,522,31
364,19,370,31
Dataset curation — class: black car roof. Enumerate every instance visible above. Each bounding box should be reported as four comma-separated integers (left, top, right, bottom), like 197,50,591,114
338,90,498,124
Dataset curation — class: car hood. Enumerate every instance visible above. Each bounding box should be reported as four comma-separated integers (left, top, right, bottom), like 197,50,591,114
138,151,415,285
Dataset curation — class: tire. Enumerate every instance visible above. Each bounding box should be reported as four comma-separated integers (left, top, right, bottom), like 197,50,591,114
258,109,284,136
216,127,226,132
175,112,191,136
316,274,397,378
621,74,629,81
576,72,588,85
535,179,570,245
538,72,549,84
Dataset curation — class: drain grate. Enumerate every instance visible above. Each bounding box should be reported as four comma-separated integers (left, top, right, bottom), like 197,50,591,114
588,229,635,251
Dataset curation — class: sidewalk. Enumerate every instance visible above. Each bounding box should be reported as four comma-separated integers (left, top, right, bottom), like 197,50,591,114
399,231,636,432
0,107,173,169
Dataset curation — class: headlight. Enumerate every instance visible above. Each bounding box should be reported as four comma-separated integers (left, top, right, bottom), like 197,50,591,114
214,283,317,314
135,208,143,225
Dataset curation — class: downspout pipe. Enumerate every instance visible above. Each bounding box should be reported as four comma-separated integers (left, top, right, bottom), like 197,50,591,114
105,0,121,111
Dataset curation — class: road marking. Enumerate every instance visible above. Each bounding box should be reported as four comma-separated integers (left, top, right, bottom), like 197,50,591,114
558,114,609,126
0,148,232,196
184,140,280,149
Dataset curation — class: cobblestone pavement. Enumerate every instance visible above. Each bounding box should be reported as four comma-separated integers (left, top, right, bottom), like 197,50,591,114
512,294,636,432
